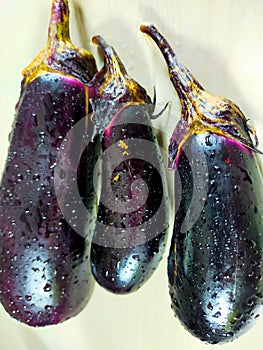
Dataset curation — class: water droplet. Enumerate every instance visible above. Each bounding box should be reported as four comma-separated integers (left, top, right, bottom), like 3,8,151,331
207,302,213,311
233,185,240,193
43,283,52,292
205,135,213,146
17,174,23,182
45,305,52,311
233,313,242,321
247,299,254,307
213,165,221,174
212,311,221,318
33,174,40,181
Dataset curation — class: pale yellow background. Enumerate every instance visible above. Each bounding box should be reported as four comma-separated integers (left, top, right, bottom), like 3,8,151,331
0,0,263,349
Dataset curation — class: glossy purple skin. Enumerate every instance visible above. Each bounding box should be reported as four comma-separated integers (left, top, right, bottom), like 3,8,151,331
168,133,263,344
0,74,98,326
91,104,169,293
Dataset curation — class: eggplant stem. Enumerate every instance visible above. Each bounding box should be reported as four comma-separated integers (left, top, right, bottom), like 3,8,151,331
140,23,262,159
91,35,148,103
22,0,96,87
92,35,128,77
140,24,203,97
47,0,70,48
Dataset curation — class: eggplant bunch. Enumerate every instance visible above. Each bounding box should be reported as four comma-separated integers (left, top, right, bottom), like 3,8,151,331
1,1,262,344
141,24,263,344
88,36,170,293
0,0,99,326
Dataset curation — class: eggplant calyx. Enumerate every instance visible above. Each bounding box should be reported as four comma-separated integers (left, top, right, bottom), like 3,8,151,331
89,35,149,104
23,0,96,87
140,24,262,168
88,35,153,137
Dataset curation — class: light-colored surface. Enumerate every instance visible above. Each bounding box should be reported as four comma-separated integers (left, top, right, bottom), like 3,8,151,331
0,0,263,349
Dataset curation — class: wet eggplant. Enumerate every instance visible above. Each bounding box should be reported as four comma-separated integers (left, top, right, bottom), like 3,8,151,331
88,36,169,293
140,24,263,343
0,0,98,326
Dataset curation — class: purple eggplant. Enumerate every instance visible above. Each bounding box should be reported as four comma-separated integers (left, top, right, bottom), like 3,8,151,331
0,0,98,326
140,24,263,343
88,36,169,293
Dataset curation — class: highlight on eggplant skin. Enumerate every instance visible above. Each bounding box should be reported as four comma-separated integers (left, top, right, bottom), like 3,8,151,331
140,24,263,343
0,0,98,326
88,36,169,294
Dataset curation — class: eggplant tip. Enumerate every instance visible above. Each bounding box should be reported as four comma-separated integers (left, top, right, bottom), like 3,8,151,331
140,23,149,31
92,35,112,56
140,23,162,39
92,35,100,45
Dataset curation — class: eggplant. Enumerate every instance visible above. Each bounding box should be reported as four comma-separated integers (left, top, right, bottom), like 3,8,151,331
140,24,263,343
0,0,98,326
88,36,169,293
